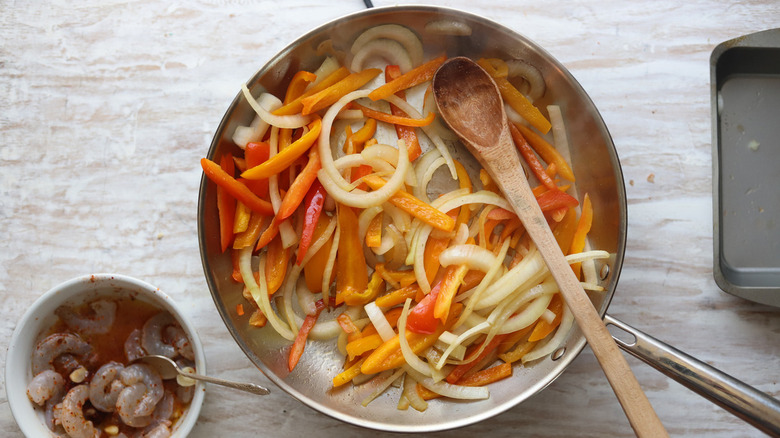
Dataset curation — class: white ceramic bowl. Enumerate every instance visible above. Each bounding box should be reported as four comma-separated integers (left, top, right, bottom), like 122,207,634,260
5,274,206,437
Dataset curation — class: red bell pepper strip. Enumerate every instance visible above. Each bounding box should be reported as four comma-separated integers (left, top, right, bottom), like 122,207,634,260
295,180,326,265
405,281,441,334
201,158,274,216
509,123,559,192
536,188,579,212
445,333,509,384
240,118,322,180
277,147,322,222
216,154,236,252
384,65,422,161
288,299,326,371
242,142,270,198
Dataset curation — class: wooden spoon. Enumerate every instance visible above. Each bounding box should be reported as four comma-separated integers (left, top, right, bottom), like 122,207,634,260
433,57,667,437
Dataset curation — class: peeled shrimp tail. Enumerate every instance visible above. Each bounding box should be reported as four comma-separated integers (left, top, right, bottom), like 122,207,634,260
60,385,100,438
88,361,125,412
55,299,117,335
32,333,92,375
142,313,177,358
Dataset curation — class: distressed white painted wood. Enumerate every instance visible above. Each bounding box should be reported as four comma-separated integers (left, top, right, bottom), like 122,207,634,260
1,1,778,437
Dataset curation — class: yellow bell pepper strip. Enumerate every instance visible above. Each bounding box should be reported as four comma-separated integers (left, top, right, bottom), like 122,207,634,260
514,123,575,182
201,158,275,216
477,58,551,134
276,147,322,222
368,55,447,102
242,142,270,199
300,68,382,115
284,70,317,104
334,206,369,306
375,284,420,308
303,218,334,293
216,154,237,253
332,357,366,387
496,323,537,355
353,103,436,128
509,123,559,192
264,234,290,296
568,193,593,278
233,201,251,234
481,58,509,78
365,212,383,248
346,333,383,361
288,299,325,372
232,211,265,249
536,188,579,213
383,65,422,161
361,303,462,375
433,264,469,323
295,180,326,265
344,269,384,306
362,175,455,232
528,293,564,342
241,118,322,180
479,168,500,194
374,263,416,288
445,333,509,384
498,339,538,364
422,236,450,285
272,66,350,115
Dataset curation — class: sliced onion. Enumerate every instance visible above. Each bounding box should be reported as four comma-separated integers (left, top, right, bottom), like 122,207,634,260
364,301,395,342
548,105,571,178
321,218,341,303
241,85,311,129
435,321,490,369
424,20,472,36
358,205,383,245
382,203,411,234
239,248,295,341
361,368,406,407
398,299,433,377
307,56,339,90
413,149,442,202
336,109,365,120
351,39,413,73
523,301,574,364
350,24,424,68
439,244,497,272
232,114,271,149
296,276,318,316
405,367,489,400
506,59,546,103
267,126,299,248
402,373,428,412
298,214,336,267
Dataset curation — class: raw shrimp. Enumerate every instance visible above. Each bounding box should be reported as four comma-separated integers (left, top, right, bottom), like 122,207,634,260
27,370,66,406
142,422,172,438
117,363,164,418
32,333,92,375
59,385,100,438
164,325,194,361
116,383,153,428
124,328,146,362
142,313,177,358
55,299,117,335
88,361,125,412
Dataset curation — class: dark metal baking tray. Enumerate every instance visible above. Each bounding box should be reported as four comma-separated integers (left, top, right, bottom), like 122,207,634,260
711,28,780,307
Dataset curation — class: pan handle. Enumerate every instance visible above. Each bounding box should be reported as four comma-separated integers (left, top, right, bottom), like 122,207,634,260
604,314,780,436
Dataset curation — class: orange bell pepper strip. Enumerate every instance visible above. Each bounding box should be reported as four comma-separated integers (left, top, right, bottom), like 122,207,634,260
303,218,334,293
509,123,559,191
276,147,322,222
284,70,317,104
332,357,366,387
568,193,593,278
362,175,455,232
353,103,436,128
433,265,469,323
334,206,368,306
536,188,579,212
368,55,447,102
216,154,236,252
528,293,564,342
422,237,450,285
445,333,509,384
201,158,274,216
288,299,325,371
273,66,350,116
553,207,578,255
345,118,377,153
300,68,382,115
264,234,290,296
350,164,372,191
295,180,326,265
343,269,384,306
383,65,422,161
346,333,383,361
497,323,537,355
232,211,265,249
254,216,279,251
361,304,462,375
241,118,322,180
374,263,416,289
337,313,362,343
514,123,575,182
365,212,383,248
477,59,551,134
417,362,513,400
375,284,420,308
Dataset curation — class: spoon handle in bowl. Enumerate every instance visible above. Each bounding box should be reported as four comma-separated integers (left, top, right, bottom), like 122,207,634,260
181,371,270,396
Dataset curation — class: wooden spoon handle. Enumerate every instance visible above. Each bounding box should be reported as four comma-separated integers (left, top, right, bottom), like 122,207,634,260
483,129,668,438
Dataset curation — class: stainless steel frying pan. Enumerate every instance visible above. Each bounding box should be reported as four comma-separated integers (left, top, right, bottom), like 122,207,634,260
197,6,780,434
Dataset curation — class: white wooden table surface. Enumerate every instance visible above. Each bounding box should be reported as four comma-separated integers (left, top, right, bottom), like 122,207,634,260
2,1,779,437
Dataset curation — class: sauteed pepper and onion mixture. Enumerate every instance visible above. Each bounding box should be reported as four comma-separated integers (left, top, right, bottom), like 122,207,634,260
201,23,607,410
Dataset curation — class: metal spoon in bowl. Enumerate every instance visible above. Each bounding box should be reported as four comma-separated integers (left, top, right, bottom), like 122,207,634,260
136,355,270,396
432,57,666,437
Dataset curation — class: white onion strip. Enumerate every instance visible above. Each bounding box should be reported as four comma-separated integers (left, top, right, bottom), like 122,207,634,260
361,368,406,407
522,301,574,364
240,85,311,129
351,39,413,74
350,24,424,67
239,248,295,341
405,367,489,400
439,244,497,272
398,299,433,377
365,302,395,342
